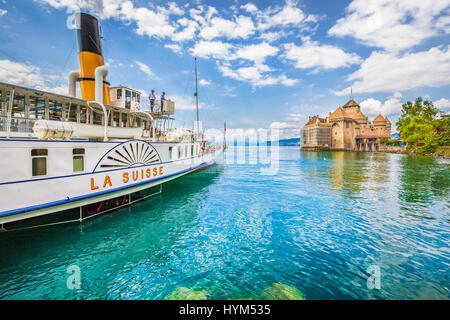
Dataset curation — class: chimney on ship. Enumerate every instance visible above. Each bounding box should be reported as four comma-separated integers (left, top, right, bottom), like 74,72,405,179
71,12,111,105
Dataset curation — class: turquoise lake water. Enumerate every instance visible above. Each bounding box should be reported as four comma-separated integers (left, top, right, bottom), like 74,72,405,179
0,147,449,299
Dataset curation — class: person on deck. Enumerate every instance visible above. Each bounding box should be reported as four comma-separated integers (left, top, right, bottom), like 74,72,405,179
160,92,166,112
149,90,155,112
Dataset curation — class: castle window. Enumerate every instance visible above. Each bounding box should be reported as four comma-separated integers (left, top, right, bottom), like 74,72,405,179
117,89,122,99
31,149,48,176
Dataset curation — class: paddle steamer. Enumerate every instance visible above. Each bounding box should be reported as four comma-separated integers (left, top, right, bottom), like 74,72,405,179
0,13,222,231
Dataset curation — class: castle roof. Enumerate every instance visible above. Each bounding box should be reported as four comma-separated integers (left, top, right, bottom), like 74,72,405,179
329,107,351,120
373,114,385,122
385,118,391,124
343,99,360,108
353,111,367,120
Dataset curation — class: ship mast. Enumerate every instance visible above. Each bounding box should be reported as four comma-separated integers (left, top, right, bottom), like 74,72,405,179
195,57,200,140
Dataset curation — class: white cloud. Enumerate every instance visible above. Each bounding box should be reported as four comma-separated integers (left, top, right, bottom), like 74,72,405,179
434,98,450,110
190,40,233,59
0,9,7,16
336,45,450,95
169,94,210,110
241,3,258,14
288,113,307,123
218,62,298,87
235,42,279,64
283,40,362,70
0,59,44,87
258,31,281,42
136,61,160,80
159,2,184,16
329,0,450,52
436,15,450,34
268,122,300,139
360,92,403,116
164,43,182,54
35,0,320,88
120,2,176,39
199,15,255,40
0,59,67,94
172,18,198,42
199,79,211,86
269,121,296,129
257,0,308,30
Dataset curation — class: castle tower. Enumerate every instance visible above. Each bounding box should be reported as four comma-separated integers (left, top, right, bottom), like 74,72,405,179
342,99,360,117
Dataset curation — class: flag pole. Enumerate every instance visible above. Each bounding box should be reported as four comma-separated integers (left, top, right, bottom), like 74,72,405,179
195,57,199,140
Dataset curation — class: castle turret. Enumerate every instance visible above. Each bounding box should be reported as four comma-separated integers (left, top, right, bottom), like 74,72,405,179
342,99,360,117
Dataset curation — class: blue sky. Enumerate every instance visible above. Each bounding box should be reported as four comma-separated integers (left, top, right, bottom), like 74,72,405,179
0,0,449,139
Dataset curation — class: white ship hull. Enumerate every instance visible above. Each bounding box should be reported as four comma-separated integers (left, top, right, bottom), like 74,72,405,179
0,139,222,230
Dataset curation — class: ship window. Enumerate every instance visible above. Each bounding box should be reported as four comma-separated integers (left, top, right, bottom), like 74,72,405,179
49,100,63,121
80,106,87,123
29,96,46,120
73,149,85,172
191,145,194,156
125,90,131,109
178,147,181,159
169,147,173,160
12,94,25,117
93,111,103,125
112,112,120,127
31,149,47,176
68,104,77,122
117,89,122,99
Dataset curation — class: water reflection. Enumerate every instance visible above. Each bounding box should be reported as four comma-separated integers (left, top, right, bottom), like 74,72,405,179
398,155,449,219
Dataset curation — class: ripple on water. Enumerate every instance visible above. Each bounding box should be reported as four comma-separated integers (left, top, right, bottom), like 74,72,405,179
0,147,449,299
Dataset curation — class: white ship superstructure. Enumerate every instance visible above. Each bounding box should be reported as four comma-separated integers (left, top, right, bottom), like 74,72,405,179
0,13,222,231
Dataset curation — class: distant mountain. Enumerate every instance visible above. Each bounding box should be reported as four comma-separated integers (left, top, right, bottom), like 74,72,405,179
266,137,300,146
226,137,301,146
391,132,400,139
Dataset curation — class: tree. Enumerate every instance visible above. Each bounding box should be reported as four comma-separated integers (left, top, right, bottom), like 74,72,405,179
396,97,447,154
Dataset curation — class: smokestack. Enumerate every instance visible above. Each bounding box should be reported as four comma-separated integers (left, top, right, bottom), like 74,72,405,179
75,12,111,105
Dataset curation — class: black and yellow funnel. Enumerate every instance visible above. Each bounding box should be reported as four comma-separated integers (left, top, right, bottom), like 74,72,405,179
75,12,111,105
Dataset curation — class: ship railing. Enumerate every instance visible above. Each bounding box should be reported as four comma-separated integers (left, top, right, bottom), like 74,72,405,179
0,82,174,140
0,116,36,133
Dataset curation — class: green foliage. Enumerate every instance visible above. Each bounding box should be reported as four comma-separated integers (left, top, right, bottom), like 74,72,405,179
379,138,401,146
396,97,448,154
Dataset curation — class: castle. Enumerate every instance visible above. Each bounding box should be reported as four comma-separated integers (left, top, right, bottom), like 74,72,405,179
300,99,391,151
